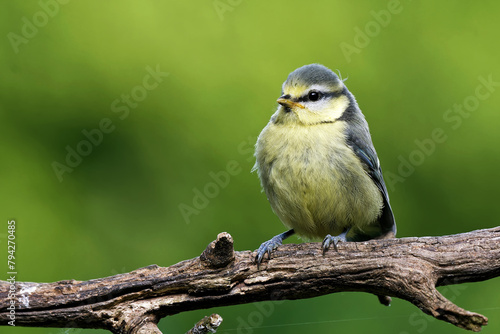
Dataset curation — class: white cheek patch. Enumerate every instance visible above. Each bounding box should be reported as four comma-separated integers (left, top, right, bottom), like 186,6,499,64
304,98,330,112
304,95,350,121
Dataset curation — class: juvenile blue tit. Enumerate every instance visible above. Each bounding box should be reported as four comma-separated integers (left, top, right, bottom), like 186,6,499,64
254,64,396,264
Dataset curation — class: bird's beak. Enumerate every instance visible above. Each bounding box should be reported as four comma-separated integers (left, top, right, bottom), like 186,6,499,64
277,97,305,109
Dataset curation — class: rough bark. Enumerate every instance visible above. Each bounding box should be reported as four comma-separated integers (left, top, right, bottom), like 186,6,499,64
1,228,499,333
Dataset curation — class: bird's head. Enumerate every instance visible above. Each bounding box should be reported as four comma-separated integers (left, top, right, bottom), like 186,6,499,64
274,64,352,125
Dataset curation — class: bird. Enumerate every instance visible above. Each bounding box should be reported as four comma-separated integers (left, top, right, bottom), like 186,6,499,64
254,63,396,265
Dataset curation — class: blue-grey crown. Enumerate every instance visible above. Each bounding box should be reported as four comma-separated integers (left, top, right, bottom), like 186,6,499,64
284,64,341,89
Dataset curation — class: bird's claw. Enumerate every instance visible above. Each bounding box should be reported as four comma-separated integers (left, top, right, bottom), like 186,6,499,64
255,236,283,266
322,234,343,254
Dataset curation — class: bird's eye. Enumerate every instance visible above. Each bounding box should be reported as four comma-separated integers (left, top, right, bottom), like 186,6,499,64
308,91,322,101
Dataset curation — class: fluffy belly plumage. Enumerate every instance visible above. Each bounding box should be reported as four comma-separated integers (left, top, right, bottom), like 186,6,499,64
256,122,383,240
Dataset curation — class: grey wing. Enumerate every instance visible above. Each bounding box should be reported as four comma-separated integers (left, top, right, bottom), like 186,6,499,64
345,129,397,241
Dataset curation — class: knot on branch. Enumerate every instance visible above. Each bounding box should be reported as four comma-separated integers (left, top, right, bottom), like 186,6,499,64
200,232,235,268
186,313,223,334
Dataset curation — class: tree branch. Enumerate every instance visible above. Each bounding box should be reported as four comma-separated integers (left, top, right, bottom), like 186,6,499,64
1,228,499,333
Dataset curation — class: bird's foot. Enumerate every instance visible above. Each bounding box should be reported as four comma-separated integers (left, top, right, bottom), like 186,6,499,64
322,229,349,254
254,230,294,266
255,235,284,266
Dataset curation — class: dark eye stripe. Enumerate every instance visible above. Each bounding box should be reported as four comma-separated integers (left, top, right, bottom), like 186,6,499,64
296,90,343,103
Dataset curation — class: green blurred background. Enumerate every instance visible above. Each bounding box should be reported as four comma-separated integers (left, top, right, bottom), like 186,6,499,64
1,0,499,333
